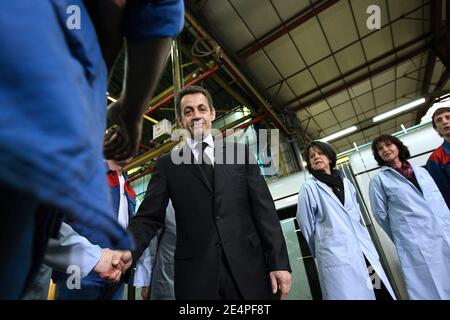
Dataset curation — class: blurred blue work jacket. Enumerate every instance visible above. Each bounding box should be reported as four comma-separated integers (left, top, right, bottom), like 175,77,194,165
0,0,183,249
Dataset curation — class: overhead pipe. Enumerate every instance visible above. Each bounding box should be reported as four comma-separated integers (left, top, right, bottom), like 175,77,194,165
179,44,258,116
145,66,201,108
291,140,305,171
220,58,293,136
171,39,183,121
222,114,269,138
144,64,220,115
234,114,269,130
128,166,155,184
123,140,179,171
185,11,294,137
219,114,253,132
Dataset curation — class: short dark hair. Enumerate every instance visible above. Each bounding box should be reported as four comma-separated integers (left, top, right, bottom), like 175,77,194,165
371,134,411,166
175,85,214,118
431,107,450,129
303,141,337,173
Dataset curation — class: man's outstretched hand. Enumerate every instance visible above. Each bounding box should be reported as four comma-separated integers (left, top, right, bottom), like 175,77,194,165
111,250,133,274
94,249,133,283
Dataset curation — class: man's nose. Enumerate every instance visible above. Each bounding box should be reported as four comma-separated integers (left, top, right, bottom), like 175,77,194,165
192,108,201,118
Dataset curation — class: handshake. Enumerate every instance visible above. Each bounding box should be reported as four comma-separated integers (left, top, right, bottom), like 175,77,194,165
93,249,133,283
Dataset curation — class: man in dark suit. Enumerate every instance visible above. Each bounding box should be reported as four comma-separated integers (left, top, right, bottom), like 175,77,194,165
126,85,291,300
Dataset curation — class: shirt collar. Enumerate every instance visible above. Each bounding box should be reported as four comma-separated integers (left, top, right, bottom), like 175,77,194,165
186,134,214,151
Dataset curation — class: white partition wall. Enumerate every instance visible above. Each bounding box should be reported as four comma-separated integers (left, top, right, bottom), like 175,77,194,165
268,171,309,209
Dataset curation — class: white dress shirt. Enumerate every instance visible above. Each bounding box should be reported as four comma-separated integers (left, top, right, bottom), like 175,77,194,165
186,134,215,166
117,173,129,228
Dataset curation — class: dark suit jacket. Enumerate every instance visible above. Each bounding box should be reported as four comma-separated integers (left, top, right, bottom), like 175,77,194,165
128,142,291,299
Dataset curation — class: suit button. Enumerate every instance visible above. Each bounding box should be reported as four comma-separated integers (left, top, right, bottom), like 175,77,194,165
216,215,220,220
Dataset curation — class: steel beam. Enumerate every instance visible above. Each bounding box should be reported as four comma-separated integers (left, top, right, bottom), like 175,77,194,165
238,0,339,59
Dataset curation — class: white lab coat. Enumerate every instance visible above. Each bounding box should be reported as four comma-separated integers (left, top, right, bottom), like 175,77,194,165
369,165,450,300
297,174,395,300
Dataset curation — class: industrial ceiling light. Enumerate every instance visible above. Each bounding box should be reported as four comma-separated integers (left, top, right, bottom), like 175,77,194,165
320,126,358,142
373,98,426,123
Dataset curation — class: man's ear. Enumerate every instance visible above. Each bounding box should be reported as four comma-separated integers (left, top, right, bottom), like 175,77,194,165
211,108,216,121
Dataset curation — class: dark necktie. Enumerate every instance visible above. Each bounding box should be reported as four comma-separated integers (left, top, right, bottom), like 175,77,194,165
197,141,214,188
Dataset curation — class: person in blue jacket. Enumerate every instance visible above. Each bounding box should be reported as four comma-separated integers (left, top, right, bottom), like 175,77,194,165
426,107,450,209
297,141,395,300
369,134,450,300
0,0,184,299
23,222,130,300
53,160,136,300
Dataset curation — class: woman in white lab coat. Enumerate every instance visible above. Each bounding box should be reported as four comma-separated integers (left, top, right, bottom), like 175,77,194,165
369,134,450,300
297,141,395,300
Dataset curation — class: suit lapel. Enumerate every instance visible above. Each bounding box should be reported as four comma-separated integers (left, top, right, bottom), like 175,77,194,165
180,145,213,194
